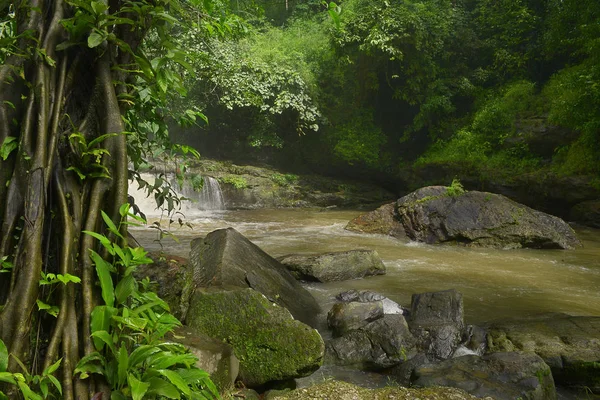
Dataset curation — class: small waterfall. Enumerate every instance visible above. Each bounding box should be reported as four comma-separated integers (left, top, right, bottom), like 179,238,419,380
128,173,225,218
175,175,225,211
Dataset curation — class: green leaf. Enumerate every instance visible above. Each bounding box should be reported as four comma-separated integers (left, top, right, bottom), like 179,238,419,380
0,339,8,372
89,250,115,307
111,316,147,331
158,369,191,397
117,346,128,386
91,331,116,356
90,1,108,14
0,372,16,385
17,380,43,400
83,231,115,255
91,306,117,350
115,274,135,305
44,357,62,375
128,373,150,400
56,273,81,285
129,345,161,369
47,374,62,395
146,376,181,399
0,136,18,161
88,30,105,48
101,210,124,239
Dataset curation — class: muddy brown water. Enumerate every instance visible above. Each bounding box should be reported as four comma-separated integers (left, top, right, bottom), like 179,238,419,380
129,207,600,396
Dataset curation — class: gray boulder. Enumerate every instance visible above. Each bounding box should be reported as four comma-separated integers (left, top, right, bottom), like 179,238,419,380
347,186,581,249
189,227,320,326
487,314,600,392
397,186,580,249
570,199,600,228
326,314,417,369
409,289,465,361
185,288,324,388
277,250,386,282
167,326,239,391
412,352,556,400
335,289,407,315
327,301,384,337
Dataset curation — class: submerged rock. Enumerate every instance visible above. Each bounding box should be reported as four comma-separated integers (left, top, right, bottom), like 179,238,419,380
277,250,386,282
185,288,324,388
189,227,320,326
412,352,556,400
487,314,600,392
267,380,493,400
346,186,581,249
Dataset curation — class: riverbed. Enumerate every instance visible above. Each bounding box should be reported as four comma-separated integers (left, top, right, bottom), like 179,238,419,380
130,207,600,325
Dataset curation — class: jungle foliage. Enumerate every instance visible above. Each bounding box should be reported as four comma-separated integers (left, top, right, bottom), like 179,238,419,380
173,0,600,183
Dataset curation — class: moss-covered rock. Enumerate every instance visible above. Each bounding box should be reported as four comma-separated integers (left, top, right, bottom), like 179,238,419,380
267,380,493,399
189,227,320,326
487,314,600,392
185,287,324,388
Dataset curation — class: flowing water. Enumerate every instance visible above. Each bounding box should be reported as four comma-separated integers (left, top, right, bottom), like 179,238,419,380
129,188,600,395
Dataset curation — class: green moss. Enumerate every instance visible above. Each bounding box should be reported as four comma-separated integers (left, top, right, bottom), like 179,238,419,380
220,175,249,189
186,289,323,386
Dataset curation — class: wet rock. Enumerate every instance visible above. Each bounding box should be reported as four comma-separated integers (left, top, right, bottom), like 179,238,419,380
345,203,407,238
396,186,580,249
347,186,582,249
326,314,417,370
327,301,384,337
134,252,192,320
189,227,320,326
335,289,406,315
409,290,465,361
167,326,239,391
453,325,487,357
487,314,600,392
185,288,324,388
412,352,557,400
268,379,493,400
277,250,386,282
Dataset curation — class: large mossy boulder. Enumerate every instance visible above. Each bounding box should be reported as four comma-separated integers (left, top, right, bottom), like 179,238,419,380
277,250,386,282
487,314,600,392
347,186,581,249
412,352,556,400
185,288,324,388
267,380,493,400
189,227,320,326
167,326,239,391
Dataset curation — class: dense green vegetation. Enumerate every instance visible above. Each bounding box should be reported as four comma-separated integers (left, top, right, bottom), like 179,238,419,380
173,0,600,195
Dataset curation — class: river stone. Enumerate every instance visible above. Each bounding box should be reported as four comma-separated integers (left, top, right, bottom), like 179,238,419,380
409,290,465,361
189,227,320,326
412,352,557,400
277,250,386,282
185,287,324,388
327,301,384,337
345,202,407,238
396,186,580,249
336,289,407,315
267,379,493,400
167,326,239,391
326,314,417,369
487,314,600,392
134,252,192,320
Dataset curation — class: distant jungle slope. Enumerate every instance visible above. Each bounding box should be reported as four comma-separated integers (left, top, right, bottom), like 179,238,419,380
170,0,600,216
